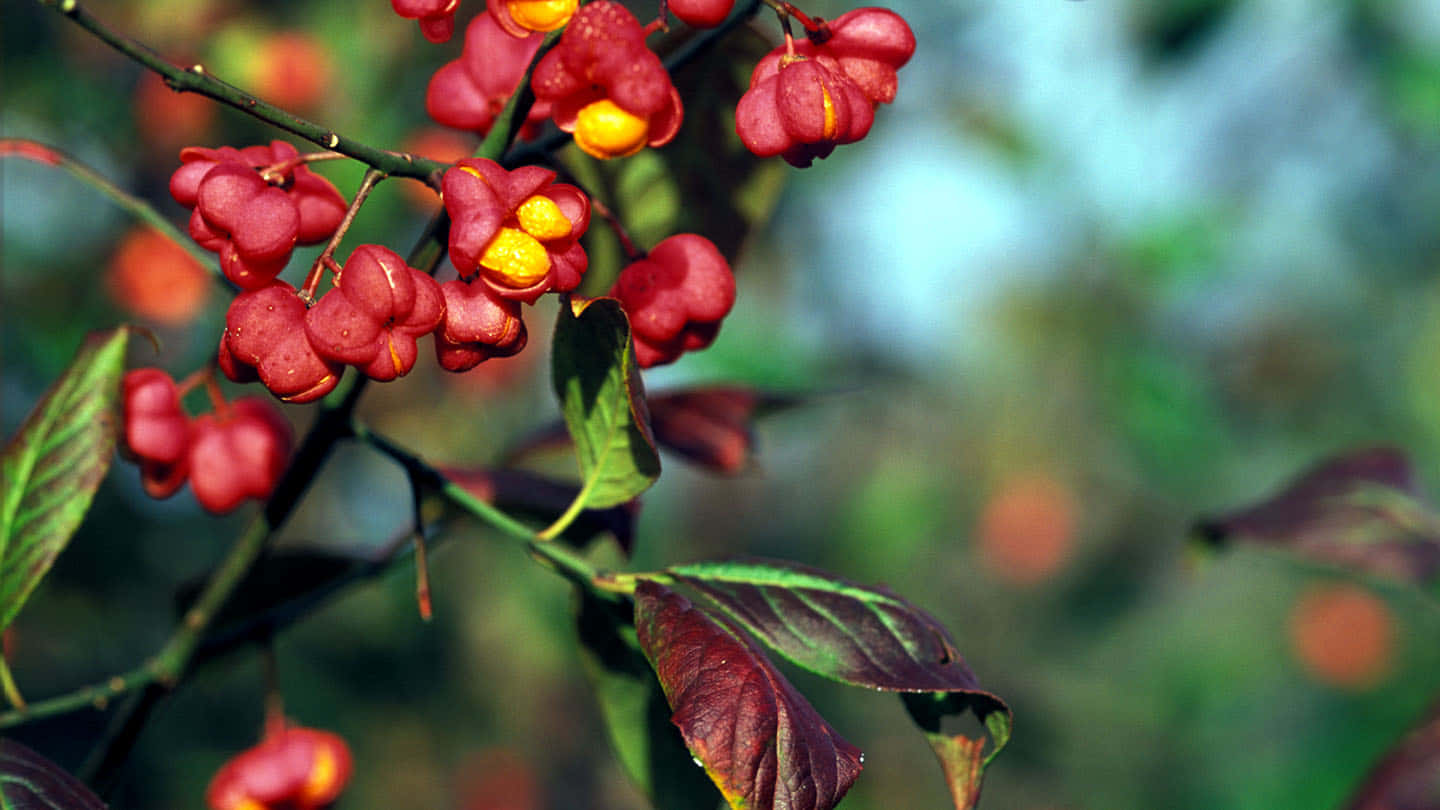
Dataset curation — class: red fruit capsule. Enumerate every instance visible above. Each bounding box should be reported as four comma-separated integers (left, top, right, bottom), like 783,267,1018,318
187,397,293,514
392,0,461,42
426,13,551,139
222,282,343,403
120,368,192,498
735,54,874,168
611,234,735,367
304,245,446,382
206,727,352,810
433,278,528,372
668,0,734,28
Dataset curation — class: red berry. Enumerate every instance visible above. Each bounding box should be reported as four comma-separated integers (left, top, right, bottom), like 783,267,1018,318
530,1,683,159
222,282,343,403
120,368,192,498
610,234,735,367
668,0,734,28
434,279,528,372
426,13,551,139
442,158,590,304
188,397,292,514
304,245,446,381
815,7,916,105
392,0,461,42
206,726,352,810
735,53,874,168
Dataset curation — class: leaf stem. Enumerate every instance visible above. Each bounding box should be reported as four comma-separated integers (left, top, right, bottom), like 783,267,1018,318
36,0,447,182
299,168,386,304
0,656,26,710
0,138,219,276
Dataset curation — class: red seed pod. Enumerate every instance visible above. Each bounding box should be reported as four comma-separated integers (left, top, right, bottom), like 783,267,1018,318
222,282,343,403
426,13,551,139
442,158,590,303
392,0,461,42
304,245,446,382
169,141,347,287
808,7,916,105
187,397,293,514
530,1,683,159
206,726,353,810
120,368,192,498
668,0,734,28
434,278,529,372
611,233,735,367
735,53,874,168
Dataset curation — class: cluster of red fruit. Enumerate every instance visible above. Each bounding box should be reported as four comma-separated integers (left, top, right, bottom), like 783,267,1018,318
206,726,352,810
413,1,913,168
121,369,293,514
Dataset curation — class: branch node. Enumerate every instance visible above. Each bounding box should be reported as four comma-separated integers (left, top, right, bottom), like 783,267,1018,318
60,0,77,14
190,63,205,75
326,133,340,149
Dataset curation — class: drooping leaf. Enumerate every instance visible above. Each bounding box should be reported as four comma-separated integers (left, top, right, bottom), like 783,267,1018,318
551,297,660,510
1343,698,1440,809
634,581,863,810
576,591,722,810
1195,447,1440,588
0,327,129,632
443,466,638,555
647,387,805,475
663,558,1011,810
0,739,107,810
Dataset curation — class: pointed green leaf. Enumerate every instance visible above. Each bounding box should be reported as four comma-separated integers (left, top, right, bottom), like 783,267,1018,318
0,327,129,632
635,581,863,810
0,739,107,810
551,297,660,509
576,592,721,810
662,558,1011,810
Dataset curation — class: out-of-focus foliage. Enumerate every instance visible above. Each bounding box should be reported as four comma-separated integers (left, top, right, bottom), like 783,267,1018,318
6,0,1440,808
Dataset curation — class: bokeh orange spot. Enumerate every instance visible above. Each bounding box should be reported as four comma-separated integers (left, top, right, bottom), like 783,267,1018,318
134,72,215,149
1288,583,1396,690
250,33,333,112
977,474,1076,586
106,227,210,325
401,128,474,210
456,748,541,810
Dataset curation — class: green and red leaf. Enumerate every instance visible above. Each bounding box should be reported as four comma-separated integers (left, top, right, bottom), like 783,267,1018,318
551,297,660,510
662,558,1011,810
0,327,129,633
0,739,107,810
634,580,862,810
1196,447,1440,589
1343,698,1440,809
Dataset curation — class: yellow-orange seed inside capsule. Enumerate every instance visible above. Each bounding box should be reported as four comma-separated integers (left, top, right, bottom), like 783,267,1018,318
820,84,837,140
506,0,576,31
299,744,341,805
516,195,572,241
480,227,551,288
231,799,266,810
573,99,650,160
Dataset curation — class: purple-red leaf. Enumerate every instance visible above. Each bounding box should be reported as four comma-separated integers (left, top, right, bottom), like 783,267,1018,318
1344,698,1440,809
634,580,863,810
646,386,804,475
663,558,1011,810
0,739,107,810
1196,447,1440,587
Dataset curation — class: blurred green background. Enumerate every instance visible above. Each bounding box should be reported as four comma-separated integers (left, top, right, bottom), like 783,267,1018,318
5,0,1440,807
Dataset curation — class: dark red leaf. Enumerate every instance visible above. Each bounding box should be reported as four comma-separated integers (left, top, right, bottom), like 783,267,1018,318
1196,447,1440,586
646,387,803,475
634,580,862,810
0,739,107,810
1345,698,1440,809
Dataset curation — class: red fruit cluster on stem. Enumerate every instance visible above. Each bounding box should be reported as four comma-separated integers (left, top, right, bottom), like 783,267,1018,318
305,245,446,381
426,13,551,139
611,234,735,367
736,7,915,167
392,0,461,42
121,369,192,498
530,1,683,159
434,279,528,372
206,726,353,810
668,0,735,28
169,141,347,288
443,158,590,304
221,282,343,402
120,369,294,513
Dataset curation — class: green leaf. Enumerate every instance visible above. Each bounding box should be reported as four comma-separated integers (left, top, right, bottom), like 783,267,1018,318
662,558,1011,810
0,739,107,809
576,592,721,810
0,327,129,632
551,297,660,510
